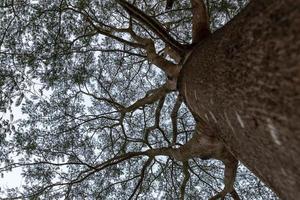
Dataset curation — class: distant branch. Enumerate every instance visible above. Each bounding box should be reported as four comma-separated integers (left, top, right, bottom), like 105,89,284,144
144,96,167,143
65,6,144,48
180,161,190,200
66,4,182,78
128,157,153,199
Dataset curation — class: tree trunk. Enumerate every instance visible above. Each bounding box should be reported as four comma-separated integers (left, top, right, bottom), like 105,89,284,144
179,0,300,199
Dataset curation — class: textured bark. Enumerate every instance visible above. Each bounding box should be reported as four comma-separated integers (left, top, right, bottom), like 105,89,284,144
179,0,300,199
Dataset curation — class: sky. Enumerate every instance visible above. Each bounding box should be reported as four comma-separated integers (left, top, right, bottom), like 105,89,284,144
0,104,24,196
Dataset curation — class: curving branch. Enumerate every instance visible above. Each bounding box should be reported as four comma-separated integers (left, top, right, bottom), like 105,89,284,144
162,0,210,43
128,157,153,199
191,0,210,43
64,6,144,49
5,133,239,200
126,26,181,77
123,81,174,113
209,158,239,200
65,4,182,78
144,96,166,143
116,0,188,56
188,163,220,192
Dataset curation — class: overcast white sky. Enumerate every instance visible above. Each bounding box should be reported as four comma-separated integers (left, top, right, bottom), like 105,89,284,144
0,104,24,195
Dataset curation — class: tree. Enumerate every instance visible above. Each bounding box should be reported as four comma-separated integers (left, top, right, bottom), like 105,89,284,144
179,1,300,199
0,0,298,199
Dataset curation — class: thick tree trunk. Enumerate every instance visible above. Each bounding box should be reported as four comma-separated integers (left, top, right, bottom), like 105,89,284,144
179,0,300,199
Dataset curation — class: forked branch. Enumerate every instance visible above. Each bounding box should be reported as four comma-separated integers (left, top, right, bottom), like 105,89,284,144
126,26,181,77
116,0,187,56
163,0,210,43
209,158,240,200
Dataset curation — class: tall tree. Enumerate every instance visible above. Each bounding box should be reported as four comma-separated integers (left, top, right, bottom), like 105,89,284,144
0,0,298,199
180,1,300,199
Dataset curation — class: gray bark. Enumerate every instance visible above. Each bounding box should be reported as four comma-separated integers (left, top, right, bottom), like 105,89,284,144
179,0,300,199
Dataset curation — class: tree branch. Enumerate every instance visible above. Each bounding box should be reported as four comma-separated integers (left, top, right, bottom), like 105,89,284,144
180,161,190,200
116,0,188,56
126,21,181,78
123,82,173,113
65,6,145,48
144,96,166,143
66,4,182,78
209,158,239,200
171,94,183,145
191,0,210,43
128,157,153,199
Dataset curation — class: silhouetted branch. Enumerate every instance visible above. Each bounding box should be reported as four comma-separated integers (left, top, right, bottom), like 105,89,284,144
191,0,210,43
128,157,153,199
180,161,190,200
116,0,188,56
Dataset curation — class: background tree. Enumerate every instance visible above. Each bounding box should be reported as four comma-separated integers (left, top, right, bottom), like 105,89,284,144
0,0,298,199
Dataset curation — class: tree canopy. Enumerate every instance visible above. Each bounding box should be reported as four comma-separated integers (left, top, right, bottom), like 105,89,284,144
0,0,279,199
